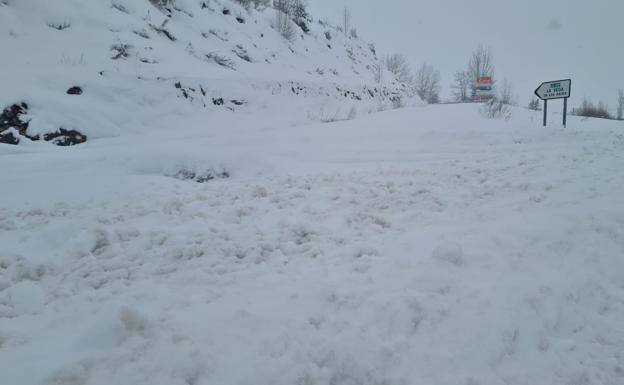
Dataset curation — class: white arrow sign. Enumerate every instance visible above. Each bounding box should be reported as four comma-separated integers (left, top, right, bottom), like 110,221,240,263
534,79,571,100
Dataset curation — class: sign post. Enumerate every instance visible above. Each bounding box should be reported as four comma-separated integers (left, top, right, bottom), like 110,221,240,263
534,79,571,127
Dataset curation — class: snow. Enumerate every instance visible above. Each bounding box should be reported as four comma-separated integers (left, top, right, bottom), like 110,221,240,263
2,102,624,385
1,1,624,384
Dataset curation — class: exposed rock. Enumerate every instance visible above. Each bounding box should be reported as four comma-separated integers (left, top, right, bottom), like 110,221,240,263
0,103,29,136
0,129,20,145
43,128,87,146
66,86,83,95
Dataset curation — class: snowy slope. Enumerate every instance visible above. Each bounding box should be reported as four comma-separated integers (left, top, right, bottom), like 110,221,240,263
0,0,414,143
1,103,624,385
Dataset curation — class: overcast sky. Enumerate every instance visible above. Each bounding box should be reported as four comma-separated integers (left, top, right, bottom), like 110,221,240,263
309,0,624,110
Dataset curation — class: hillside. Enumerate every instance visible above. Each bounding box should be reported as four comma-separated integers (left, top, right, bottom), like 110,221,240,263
0,0,413,145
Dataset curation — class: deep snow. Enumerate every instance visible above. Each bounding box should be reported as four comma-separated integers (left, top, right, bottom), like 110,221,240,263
1,104,624,385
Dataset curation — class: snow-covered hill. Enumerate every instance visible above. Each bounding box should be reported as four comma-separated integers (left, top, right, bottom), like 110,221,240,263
0,0,413,145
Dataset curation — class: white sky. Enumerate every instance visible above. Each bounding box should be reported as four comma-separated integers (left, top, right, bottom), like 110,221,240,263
309,0,624,110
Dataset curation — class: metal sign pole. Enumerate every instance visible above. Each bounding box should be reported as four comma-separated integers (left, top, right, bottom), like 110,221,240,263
563,98,567,128
543,99,548,127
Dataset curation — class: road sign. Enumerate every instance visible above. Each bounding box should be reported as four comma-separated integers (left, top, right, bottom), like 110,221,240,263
534,79,571,127
475,76,494,101
534,79,571,100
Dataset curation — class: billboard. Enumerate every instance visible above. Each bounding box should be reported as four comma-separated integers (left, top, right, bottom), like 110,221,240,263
475,76,493,101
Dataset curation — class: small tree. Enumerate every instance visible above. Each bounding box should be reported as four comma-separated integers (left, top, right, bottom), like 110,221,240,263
497,79,516,105
342,8,351,37
617,89,624,120
273,0,295,41
451,70,471,103
413,63,441,104
373,62,383,84
384,53,412,84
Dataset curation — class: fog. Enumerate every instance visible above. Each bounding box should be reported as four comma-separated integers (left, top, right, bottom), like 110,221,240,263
309,0,624,110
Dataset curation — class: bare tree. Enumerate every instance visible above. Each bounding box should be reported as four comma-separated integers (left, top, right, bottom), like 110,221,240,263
274,0,295,41
384,53,412,84
373,62,383,84
617,89,624,120
342,8,351,37
497,79,516,105
451,70,471,103
413,63,441,104
468,45,495,99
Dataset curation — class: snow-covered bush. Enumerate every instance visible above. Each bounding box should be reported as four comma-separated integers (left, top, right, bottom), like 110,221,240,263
480,99,512,120
572,98,613,120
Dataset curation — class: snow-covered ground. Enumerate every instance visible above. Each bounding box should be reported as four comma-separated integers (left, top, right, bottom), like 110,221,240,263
2,104,624,385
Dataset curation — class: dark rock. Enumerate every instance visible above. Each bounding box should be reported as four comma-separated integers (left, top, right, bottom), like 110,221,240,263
67,86,82,95
222,8,230,15
212,98,224,106
0,103,29,136
294,19,309,33
236,16,245,24
43,128,87,146
0,130,20,145
1,103,86,146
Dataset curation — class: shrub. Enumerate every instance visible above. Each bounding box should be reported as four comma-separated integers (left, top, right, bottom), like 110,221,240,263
111,42,131,60
47,21,71,30
273,0,308,37
205,52,236,69
528,98,541,111
480,100,511,120
148,0,175,11
572,98,612,119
